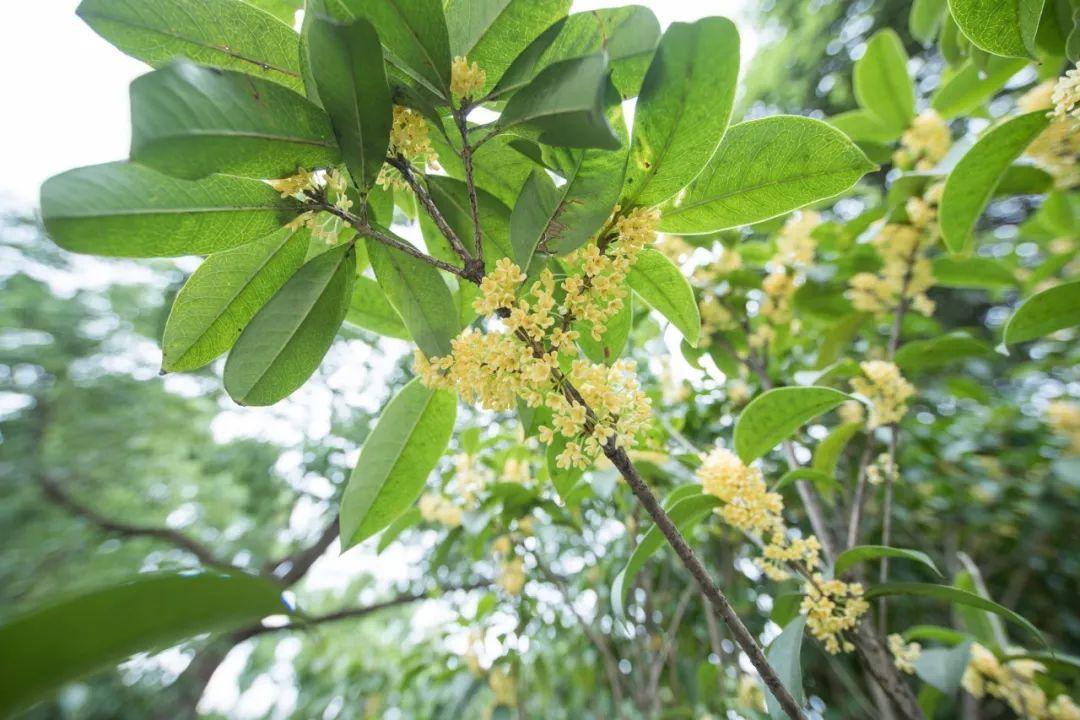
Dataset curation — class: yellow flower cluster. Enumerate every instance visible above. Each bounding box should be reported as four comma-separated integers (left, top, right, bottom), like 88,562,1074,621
497,557,526,595
887,633,921,674
454,452,495,505
502,457,532,485
737,674,767,712
698,294,736,343
377,106,438,190
1020,78,1080,189
488,666,517,707
492,534,512,556
893,110,952,171
654,234,695,263
451,56,486,99
962,643,1080,720
760,269,796,324
1052,62,1080,122
419,492,463,527
417,209,659,470
850,361,915,429
275,169,352,243
838,400,865,425
800,575,869,653
866,451,897,486
773,210,821,267
1047,401,1080,454
696,447,821,581
848,210,938,317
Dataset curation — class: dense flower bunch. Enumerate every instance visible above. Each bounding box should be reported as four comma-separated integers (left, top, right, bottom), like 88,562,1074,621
1019,68,1080,188
848,183,940,317
496,557,526,595
850,361,915,429
751,211,823,347
1052,62,1080,121
453,452,495,505
773,210,820,267
866,451,897,486
799,574,869,654
416,209,659,470
962,643,1080,719
418,492,463,528
271,168,353,242
1047,401,1080,454
892,110,952,171
451,56,486,99
377,106,438,190
887,633,921,674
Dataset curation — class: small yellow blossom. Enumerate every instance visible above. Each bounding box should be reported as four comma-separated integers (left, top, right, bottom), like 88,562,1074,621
893,110,951,171
1052,62,1080,122
851,361,915,429
454,452,495,505
760,269,796,324
418,493,463,528
800,575,868,654
1020,80,1057,113
866,452,897,486
377,105,438,190
773,210,820,267
960,643,1077,719
489,666,517,707
497,557,526,595
839,400,865,425
451,56,486,99
1047,401,1080,454
737,674,767,712
888,633,921,674
1051,695,1080,720
492,535,512,556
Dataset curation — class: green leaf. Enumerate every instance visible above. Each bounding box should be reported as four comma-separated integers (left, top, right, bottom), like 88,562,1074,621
834,545,942,578
864,583,1045,645
627,248,700,345
376,507,423,553
546,435,584,501
162,226,309,372
915,641,973,694
894,332,994,371
903,625,972,645
931,56,1027,118
498,54,621,150
947,0,1045,58
345,275,410,340
772,468,842,496
932,256,1016,289
76,0,304,92
622,17,740,207
223,241,355,405
130,61,338,180
340,379,457,548
0,572,283,716
660,117,875,234
828,109,901,144
40,162,299,258
764,617,807,719
366,236,461,358
430,129,535,207
241,0,301,24
305,16,393,192
735,386,852,464
578,294,632,364
336,0,452,97
611,494,720,617
444,0,571,93
853,29,915,134
1003,279,1080,344
423,175,513,271
940,111,1051,253
911,0,949,44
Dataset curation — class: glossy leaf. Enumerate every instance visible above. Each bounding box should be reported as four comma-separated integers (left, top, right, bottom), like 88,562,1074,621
0,572,283,715
660,117,875,234
223,241,355,405
130,62,338,180
894,332,993,371
366,236,461,358
626,248,700,345
423,175,514,271
76,0,304,92
340,379,457,548
947,0,1045,58
578,294,632,365
932,256,1017,289
162,226,309,372
1003,280,1080,344
611,493,720,617
498,54,621,150
376,507,423,553
40,162,299,258
864,583,1045,645
444,0,571,93
940,111,1051,253
305,16,392,192
344,275,410,340
853,29,915,135
623,17,740,207
834,545,942,578
735,386,851,463
931,56,1027,118
764,617,807,719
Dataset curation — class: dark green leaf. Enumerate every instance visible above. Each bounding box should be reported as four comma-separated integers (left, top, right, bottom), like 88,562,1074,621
660,117,875,234
340,379,457,547
162,226,309,372
940,111,1051,253
344,275,410,339
40,162,299,258
223,241,355,405
834,545,942,578
305,16,393,192
735,386,852,463
130,61,338,180
0,572,283,716
622,17,740,207
931,256,1017,289
894,332,994,371
76,0,304,92
423,175,513,271
627,248,700,345
1003,279,1080,344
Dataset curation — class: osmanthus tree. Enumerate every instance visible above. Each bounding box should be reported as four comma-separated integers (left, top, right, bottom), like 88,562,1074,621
2,0,1077,716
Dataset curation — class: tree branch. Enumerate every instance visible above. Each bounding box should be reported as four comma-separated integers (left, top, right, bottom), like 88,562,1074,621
385,156,473,267
264,513,340,587
452,107,485,269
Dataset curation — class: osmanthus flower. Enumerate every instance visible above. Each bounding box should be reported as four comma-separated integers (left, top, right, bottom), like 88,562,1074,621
961,643,1080,719
866,452,897,486
488,666,517,708
1047,401,1080,455
893,110,952,171
376,105,439,190
1051,62,1080,122
453,452,495,506
838,400,865,425
1020,69,1080,189
496,557,526,595
737,674,767,712
850,361,916,429
799,575,869,654
772,210,821,267
450,56,486,99
271,169,353,243
418,493,463,528
887,633,921,674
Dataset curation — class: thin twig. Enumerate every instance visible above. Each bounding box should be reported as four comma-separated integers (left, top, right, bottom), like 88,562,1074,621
385,156,472,265
453,106,485,270
846,439,877,550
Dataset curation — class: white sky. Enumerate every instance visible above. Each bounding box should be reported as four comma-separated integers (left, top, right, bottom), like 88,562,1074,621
0,0,757,207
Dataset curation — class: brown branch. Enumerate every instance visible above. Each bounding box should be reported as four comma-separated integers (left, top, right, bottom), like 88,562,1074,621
846,439,877,550
452,107,485,269
265,513,340,587
38,474,236,573
385,155,473,267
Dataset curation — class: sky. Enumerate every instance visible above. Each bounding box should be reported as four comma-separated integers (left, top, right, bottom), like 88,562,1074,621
0,0,758,207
